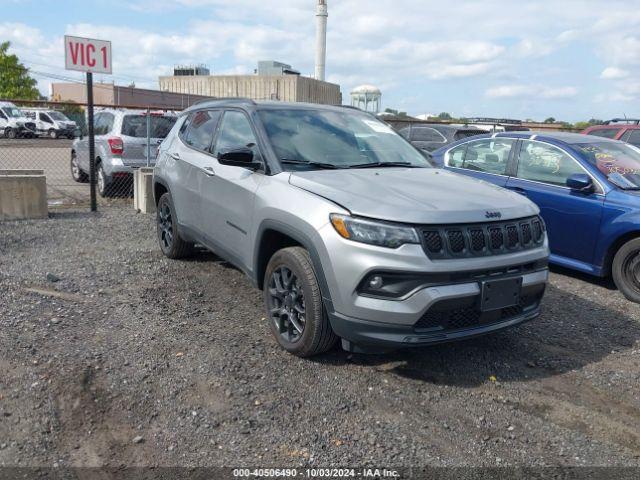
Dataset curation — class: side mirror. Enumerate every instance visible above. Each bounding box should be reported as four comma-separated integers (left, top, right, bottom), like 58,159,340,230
218,147,261,171
566,173,594,192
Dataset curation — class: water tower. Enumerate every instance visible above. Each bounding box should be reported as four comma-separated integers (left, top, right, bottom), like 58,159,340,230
350,85,382,113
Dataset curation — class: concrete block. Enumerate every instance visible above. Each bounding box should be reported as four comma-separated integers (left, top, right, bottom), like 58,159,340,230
0,170,48,221
133,167,156,214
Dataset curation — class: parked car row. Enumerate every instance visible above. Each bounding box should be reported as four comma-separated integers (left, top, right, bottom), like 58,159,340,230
582,118,640,147
430,131,640,303
0,102,78,139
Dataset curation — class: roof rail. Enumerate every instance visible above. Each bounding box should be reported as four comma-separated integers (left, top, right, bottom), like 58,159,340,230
603,118,640,125
190,97,256,107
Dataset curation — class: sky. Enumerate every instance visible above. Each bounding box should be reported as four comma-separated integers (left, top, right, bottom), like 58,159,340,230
1,0,639,122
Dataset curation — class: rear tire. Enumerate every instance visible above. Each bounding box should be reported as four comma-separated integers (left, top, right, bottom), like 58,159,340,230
97,163,112,197
612,238,640,303
264,247,338,357
156,192,194,259
49,129,58,139
70,151,88,183
5,128,16,139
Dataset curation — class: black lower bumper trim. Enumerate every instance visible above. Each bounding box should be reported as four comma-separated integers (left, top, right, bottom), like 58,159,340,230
328,308,539,352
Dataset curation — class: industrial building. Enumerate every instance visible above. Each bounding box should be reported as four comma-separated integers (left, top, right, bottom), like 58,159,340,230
50,82,212,109
158,1,338,105
158,61,341,105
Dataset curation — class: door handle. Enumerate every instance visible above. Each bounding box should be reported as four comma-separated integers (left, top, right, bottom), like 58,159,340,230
170,152,180,160
202,166,215,176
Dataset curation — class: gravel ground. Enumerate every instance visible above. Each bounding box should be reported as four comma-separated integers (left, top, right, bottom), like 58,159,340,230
1,207,639,469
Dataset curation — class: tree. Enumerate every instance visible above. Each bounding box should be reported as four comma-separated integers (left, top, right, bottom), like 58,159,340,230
438,112,452,120
0,41,40,100
544,117,556,124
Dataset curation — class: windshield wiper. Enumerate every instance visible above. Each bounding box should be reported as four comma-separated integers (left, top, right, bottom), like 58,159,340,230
346,161,419,169
280,158,343,170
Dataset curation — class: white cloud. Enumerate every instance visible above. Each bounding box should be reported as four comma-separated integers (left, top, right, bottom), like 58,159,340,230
5,0,640,119
601,67,629,79
486,84,577,99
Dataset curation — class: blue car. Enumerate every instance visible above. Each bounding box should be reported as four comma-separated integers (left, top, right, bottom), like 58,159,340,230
430,132,640,302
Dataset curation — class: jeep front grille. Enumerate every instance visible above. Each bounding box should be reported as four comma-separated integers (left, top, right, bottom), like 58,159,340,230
420,216,545,259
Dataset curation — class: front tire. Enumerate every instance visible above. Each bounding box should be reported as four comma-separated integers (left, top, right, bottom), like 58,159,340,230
156,192,194,259
612,238,640,303
264,247,338,357
49,129,58,139
5,128,16,139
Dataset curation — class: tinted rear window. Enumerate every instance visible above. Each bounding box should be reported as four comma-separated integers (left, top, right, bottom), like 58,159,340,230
454,130,484,141
588,128,620,139
122,115,177,138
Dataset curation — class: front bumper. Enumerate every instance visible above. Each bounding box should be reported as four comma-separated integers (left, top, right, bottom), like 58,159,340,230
328,271,546,351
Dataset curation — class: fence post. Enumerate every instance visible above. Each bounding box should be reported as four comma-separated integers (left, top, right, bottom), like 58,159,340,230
86,72,97,212
146,107,151,167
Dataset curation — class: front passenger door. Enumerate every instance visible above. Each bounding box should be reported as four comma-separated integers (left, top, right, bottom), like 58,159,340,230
199,110,263,268
505,140,604,266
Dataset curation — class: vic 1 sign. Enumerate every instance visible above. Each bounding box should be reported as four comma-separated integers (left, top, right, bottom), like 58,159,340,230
64,35,112,74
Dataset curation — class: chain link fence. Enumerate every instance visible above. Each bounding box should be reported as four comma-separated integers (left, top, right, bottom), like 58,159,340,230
0,99,184,209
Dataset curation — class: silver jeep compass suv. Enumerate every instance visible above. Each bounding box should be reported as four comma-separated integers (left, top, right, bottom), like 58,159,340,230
154,99,549,357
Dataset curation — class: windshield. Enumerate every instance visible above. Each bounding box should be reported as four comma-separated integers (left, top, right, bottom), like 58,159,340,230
4,107,25,118
48,111,70,121
121,115,177,138
258,109,431,170
576,142,640,189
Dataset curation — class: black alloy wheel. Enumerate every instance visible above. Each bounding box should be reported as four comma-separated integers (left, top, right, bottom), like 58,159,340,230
267,266,307,343
156,192,193,259
158,201,174,251
263,247,338,357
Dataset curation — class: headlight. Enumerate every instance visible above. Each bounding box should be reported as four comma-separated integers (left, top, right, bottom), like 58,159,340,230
330,214,420,248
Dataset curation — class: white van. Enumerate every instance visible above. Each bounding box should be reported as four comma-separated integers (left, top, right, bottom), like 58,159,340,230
22,108,77,139
0,102,36,139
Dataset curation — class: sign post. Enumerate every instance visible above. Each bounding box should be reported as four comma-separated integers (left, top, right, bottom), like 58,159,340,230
64,35,112,212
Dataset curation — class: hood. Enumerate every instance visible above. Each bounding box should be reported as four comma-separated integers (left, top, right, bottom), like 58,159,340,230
289,168,539,224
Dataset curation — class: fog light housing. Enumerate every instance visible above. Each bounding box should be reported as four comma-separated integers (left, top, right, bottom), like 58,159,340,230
358,273,430,299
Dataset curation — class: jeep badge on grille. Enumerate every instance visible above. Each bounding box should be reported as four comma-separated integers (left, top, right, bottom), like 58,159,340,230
485,211,502,219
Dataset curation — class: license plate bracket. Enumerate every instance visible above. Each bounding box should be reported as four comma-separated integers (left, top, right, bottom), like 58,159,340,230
481,277,522,311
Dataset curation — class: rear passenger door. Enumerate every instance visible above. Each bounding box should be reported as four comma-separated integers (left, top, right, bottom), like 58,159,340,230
199,109,264,268
171,109,221,230
445,138,515,187
505,140,604,266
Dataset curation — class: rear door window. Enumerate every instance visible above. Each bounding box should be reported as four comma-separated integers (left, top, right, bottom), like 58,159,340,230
461,139,514,175
181,110,221,152
94,113,114,135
